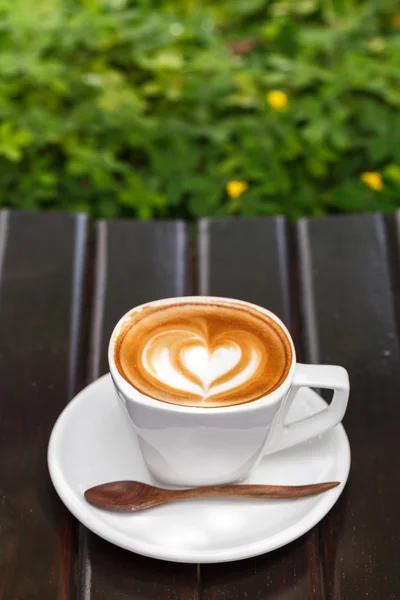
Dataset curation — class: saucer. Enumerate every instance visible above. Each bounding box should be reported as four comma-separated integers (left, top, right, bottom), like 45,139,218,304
48,374,350,563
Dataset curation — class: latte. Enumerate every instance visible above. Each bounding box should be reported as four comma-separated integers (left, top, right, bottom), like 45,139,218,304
114,299,292,408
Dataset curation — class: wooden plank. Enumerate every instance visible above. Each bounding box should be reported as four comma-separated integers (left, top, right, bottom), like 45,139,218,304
297,214,400,600
0,210,88,600
198,217,321,600
198,217,291,326
77,219,198,600
89,219,189,378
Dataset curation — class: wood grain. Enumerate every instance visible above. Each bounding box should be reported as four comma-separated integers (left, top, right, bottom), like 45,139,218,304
0,210,88,600
297,214,400,599
3,210,397,599
77,219,198,600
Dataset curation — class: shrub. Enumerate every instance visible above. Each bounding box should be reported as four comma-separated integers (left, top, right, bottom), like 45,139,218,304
0,0,400,219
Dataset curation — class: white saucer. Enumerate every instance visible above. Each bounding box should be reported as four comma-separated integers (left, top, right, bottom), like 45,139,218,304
48,374,350,564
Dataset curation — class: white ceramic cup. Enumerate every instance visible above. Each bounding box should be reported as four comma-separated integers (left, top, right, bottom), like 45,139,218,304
108,296,349,487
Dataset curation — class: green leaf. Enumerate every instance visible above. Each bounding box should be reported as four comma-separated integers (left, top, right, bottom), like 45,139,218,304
384,164,400,184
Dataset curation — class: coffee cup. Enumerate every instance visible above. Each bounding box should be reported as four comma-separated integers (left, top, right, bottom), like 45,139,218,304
108,296,349,487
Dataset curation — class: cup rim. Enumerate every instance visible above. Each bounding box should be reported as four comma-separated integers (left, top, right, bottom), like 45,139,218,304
108,296,296,414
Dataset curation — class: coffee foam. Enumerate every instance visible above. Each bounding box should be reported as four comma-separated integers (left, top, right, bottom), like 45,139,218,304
114,300,292,408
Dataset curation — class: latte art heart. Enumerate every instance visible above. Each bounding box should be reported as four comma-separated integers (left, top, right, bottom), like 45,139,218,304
181,343,242,391
143,333,261,400
115,300,292,407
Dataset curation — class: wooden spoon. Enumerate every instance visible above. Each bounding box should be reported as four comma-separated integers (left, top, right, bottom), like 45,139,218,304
84,480,340,512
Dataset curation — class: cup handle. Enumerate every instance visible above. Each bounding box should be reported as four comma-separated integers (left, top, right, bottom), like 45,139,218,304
265,364,349,455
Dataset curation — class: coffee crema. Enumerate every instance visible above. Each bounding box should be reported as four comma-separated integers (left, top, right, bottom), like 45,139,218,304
114,300,292,408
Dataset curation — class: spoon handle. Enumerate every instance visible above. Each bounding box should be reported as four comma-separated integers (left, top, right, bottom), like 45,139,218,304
170,481,339,501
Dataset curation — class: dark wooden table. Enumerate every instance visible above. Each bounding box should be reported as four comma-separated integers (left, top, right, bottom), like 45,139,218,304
0,209,399,600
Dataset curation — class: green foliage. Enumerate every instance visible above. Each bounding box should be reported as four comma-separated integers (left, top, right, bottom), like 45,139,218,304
0,0,400,219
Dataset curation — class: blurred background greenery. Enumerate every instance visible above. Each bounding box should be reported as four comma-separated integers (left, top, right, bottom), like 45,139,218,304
0,0,400,220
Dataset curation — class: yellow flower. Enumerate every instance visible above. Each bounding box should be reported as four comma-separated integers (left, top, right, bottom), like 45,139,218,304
361,172,384,191
266,90,288,110
226,180,249,199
